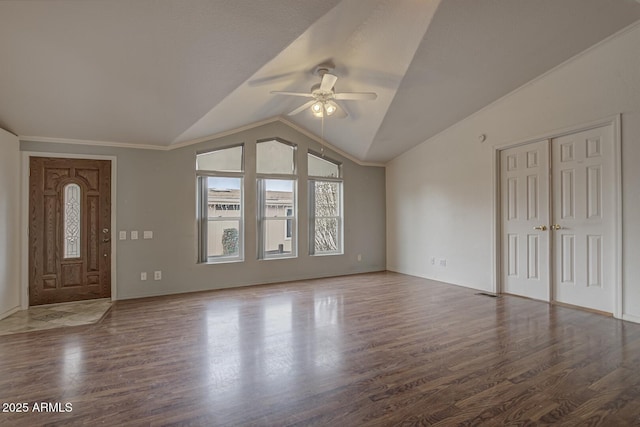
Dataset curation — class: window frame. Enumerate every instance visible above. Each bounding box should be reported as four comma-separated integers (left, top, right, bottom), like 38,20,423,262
256,138,298,260
308,151,343,256
196,144,245,264
307,150,341,178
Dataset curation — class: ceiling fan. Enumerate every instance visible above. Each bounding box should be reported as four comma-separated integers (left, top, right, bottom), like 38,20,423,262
270,65,377,118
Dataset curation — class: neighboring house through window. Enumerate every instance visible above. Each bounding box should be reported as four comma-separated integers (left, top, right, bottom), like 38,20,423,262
285,208,293,240
196,144,244,263
196,140,344,262
257,139,297,259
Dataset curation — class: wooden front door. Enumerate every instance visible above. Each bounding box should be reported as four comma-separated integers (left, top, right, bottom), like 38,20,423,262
29,157,111,306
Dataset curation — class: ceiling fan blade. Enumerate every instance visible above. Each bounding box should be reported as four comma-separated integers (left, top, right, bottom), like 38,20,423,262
288,100,317,116
320,73,338,92
249,70,305,86
334,92,378,100
332,103,348,119
271,91,314,98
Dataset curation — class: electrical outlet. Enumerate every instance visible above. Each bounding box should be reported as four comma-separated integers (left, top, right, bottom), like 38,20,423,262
154,271,162,280
140,272,147,281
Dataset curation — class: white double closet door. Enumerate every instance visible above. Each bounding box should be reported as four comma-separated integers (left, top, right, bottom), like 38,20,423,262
500,125,615,313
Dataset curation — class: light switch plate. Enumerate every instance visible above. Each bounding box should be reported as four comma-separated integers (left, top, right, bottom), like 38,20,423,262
154,271,162,280
119,231,127,240
143,231,153,239
131,231,139,240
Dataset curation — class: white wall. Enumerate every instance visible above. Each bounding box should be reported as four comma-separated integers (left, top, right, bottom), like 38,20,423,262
387,22,640,320
0,128,20,319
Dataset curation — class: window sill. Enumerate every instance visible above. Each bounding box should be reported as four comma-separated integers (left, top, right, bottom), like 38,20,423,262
200,258,244,265
260,255,298,261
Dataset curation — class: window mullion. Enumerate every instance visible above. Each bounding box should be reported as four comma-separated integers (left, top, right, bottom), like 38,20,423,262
257,179,265,259
197,176,208,263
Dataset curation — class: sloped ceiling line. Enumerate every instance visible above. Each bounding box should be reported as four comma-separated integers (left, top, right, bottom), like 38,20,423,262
174,0,442,164
2,1,640,163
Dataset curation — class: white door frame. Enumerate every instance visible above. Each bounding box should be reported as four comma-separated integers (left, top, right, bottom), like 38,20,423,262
492,115,622,318
20,151,118,309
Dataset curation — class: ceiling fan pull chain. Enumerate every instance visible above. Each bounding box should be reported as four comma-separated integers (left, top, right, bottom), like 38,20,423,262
321,114,325,156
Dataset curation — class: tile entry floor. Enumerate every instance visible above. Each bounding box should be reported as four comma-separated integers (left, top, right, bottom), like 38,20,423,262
0,298,112,336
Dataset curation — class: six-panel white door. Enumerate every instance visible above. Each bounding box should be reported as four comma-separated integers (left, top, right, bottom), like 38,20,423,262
501,125,615,313
551,126,615,313
501,140,550,301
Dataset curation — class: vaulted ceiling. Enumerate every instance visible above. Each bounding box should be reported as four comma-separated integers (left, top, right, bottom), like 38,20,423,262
1,0,640,164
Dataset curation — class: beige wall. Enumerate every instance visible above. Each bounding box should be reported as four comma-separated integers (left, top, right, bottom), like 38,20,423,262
21,120,386,299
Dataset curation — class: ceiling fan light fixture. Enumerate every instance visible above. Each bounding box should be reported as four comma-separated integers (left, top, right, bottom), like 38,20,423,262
273,64,372,118
325,101,337,116
311,101,323,113
311,101,324,117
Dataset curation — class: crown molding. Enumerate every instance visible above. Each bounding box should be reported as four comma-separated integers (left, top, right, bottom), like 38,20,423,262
398,19,640,160
168,117,282,150
18,135,166,151
19,117,385,168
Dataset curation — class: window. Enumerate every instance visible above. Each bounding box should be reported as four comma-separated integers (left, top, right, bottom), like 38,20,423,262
308,152,343,255
256,139,295,174
308,151,340,178
197,145,243,172
257,139,297,259
196,145,244,263
63,183,81,259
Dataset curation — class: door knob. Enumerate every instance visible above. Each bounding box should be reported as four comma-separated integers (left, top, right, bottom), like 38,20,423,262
102,238,111,243
550,224,562,230
533,225,547,231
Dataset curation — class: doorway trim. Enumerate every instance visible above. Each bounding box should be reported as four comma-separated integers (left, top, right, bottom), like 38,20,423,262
492,114,622,318
20,151,118,309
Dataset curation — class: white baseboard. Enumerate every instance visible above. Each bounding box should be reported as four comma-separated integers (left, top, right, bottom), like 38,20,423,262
622,313,640,324
0,306,21,321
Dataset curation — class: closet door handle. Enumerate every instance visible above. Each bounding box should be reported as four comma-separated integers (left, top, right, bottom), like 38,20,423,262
533,225,547,231
550,224,562,230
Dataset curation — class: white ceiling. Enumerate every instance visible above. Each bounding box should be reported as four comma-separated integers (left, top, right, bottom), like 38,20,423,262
1,0,640,163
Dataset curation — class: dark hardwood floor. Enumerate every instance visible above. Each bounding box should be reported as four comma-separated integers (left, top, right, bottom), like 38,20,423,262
2,271,640,426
